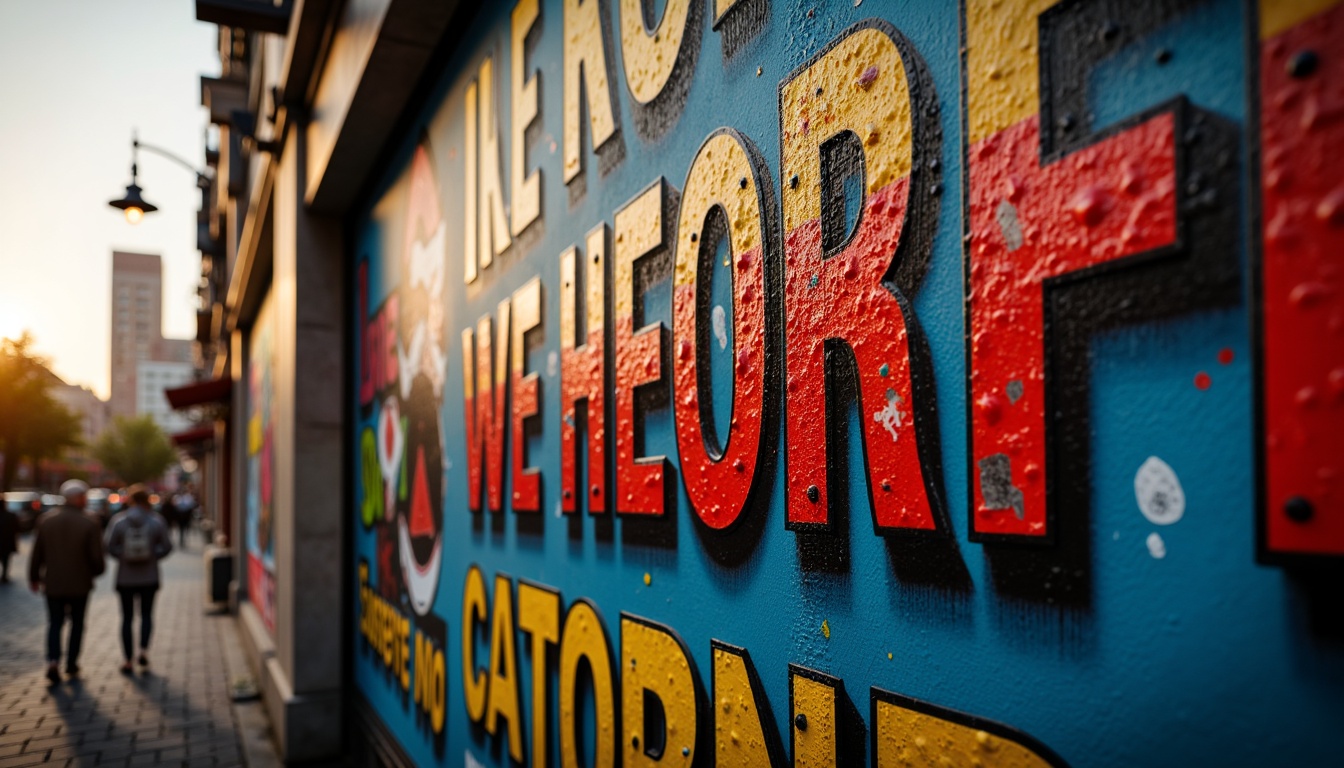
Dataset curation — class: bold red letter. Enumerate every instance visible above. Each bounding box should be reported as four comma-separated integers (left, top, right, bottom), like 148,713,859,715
1255,0,1344,561
779,23,947,535
560,225,609,513
613,180,674,516
672,130,773,530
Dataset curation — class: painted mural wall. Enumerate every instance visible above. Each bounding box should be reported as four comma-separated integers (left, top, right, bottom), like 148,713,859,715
247,288,277,635
349,1,1344,765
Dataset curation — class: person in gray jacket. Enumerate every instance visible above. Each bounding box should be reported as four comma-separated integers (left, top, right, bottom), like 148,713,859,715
104,485,172,673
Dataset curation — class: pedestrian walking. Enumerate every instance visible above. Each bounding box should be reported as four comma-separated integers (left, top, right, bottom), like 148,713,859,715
27,479,105,684
171,487,198,548
105,485,173,673
0,500,17,583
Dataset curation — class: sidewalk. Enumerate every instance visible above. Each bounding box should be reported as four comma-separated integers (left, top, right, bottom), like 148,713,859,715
0,532,266,767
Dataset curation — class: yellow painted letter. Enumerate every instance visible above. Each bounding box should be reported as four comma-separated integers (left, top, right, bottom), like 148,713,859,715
563,0,619,183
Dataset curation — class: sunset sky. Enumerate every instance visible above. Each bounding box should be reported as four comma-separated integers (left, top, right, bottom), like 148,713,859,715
0,0,219,398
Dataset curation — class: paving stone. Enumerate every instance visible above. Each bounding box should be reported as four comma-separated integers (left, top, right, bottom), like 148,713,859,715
0,539,258,767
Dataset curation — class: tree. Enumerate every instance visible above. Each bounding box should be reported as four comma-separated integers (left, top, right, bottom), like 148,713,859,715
93,415,178,486
0,334,83,491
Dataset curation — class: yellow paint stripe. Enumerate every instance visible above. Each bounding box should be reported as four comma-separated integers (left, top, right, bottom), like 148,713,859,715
965,0,1058,145
1261,0,1342,38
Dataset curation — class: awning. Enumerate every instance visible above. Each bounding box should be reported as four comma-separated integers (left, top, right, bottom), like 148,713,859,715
171,426,216,447
165,376,232,410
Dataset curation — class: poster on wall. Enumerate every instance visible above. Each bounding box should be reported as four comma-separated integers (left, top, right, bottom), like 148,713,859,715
349,1,1343,765
247,289,277,635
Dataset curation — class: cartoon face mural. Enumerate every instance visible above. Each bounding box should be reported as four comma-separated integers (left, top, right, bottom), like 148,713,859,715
394,144,450,616
348,1,1344,765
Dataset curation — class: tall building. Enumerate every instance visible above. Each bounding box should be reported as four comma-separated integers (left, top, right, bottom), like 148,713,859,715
109,251,165,418
109,251,195,424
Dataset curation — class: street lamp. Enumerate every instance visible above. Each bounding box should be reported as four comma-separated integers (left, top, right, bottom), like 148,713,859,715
108,131,211,225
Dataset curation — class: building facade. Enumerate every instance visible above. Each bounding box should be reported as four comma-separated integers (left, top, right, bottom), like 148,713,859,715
49,380,109,447
109,251,164,418
109,250,197,423
185,1,1344,765
135,359,195,434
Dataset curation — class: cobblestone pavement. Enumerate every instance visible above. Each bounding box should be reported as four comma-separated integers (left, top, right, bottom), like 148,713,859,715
0,533,245,767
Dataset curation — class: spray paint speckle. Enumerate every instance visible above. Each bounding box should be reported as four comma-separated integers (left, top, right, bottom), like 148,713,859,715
1146,532,1167,559
643,572,652,586
1134,456,1185,525
1194,371,1212,390
711,304,729,350
821,619,830,639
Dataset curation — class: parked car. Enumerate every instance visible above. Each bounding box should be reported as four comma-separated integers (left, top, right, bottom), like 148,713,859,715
3,491,43,533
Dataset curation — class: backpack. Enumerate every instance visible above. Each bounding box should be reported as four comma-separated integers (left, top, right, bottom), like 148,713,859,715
122,520,153,564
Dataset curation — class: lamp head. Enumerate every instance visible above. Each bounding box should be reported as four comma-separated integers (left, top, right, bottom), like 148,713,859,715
109,181,157,225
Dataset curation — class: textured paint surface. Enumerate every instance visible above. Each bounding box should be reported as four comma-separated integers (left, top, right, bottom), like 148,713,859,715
510,278,544,512
790,668,838,767
559,600,616,768
1256,0,1344,558
511,0,542,236
872,691,1063,768
779,24,943,533
711,643,782,766
613,182,671,516
347,2,1344,766
672,131,768,530
563,0,618,183
559,226,609,513
967,113,1178,538
618,0,693,104
621,615,699,765
518,582,561,768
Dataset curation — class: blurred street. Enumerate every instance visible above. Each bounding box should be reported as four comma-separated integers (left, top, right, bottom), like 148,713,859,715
0,536,249,767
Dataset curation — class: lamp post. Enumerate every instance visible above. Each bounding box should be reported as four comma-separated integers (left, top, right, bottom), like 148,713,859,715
108,131,212,225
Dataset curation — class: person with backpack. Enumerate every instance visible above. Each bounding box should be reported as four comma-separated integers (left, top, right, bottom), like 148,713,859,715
104,485,172,673
28,480,105,683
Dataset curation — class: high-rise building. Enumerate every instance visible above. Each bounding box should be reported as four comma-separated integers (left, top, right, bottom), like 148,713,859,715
109,250,196,428
110,251,165,418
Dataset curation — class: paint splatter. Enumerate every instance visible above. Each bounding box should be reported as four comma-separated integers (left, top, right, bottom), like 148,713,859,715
1134,456,1185,525
711,304,729,350
995,200,1025,251
1146,532,1167,559
821,619,831,639
1218,348,1234,365
1194,371,1212,390
547,350,559,377
643,572,651,586
873,388,906,441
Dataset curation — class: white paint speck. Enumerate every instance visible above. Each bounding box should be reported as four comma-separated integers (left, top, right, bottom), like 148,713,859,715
711,305,728,350
547,350,559,377
873,388,906,441
1146,532,1167,559
1135,456,1185,525
555,500,564,518
995,200,1024,251
1113,530,1120,541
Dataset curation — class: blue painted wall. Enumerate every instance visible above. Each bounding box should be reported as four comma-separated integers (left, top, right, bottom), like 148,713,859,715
349,1,1344,765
